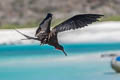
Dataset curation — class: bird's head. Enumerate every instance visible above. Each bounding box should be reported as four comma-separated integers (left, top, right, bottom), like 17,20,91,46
55,45,63,50
55,45,67,56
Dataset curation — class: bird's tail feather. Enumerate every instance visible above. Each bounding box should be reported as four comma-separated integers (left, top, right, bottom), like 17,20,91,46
14,29,39,41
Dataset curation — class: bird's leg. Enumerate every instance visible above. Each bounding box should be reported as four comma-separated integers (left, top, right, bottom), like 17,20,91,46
40,37,47,46
40,42,45,46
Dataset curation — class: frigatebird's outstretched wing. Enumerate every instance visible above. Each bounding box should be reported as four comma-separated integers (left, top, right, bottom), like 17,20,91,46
51,14,103,34
15,29,39,40
35,13,52,37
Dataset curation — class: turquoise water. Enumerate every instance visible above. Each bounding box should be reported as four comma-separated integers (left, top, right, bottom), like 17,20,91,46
0,43,120,80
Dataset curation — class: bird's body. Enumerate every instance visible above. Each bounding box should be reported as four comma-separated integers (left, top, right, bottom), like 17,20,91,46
16,13,103,56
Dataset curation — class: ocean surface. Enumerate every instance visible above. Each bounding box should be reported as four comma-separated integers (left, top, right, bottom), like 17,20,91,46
0,43,120,80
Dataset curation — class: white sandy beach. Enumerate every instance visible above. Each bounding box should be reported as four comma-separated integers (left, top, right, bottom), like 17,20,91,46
0,21,120,45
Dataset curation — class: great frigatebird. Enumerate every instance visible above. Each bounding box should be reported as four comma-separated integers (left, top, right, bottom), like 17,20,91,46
16,13,103,56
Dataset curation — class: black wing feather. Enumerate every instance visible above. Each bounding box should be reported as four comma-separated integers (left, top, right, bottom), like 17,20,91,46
52,14,103,33
35,13,52,37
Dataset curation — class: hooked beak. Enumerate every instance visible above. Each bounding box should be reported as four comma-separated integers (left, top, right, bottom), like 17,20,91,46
55,47,67,56
62,50,67,56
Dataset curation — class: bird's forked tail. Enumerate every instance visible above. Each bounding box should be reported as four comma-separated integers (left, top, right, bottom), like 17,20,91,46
15,29,39,41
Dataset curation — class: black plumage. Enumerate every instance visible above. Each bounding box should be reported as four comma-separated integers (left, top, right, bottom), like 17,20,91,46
51,14,103,33
16,13,103,56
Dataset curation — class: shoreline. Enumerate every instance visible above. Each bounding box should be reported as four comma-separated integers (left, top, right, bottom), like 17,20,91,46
0,21,120,45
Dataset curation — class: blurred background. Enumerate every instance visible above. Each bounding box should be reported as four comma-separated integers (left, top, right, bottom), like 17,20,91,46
0,0,120,80
0,0,120,28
